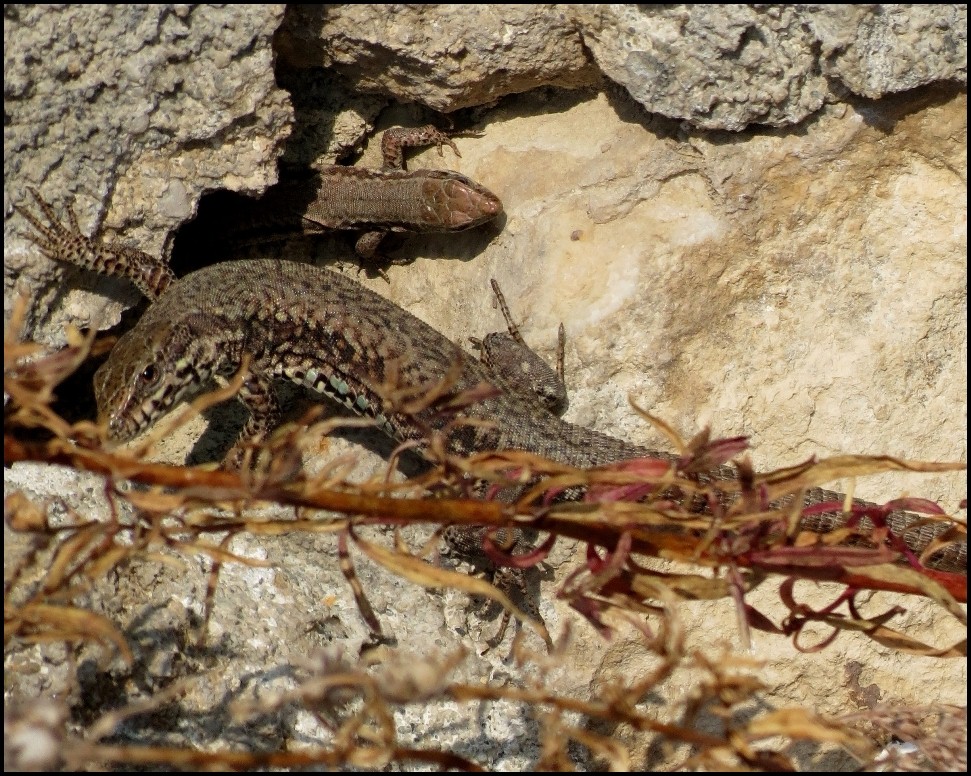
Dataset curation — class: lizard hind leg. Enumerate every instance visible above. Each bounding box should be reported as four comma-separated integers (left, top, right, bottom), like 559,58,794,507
442,524,549,652
472,278,568,414
380,124,461,171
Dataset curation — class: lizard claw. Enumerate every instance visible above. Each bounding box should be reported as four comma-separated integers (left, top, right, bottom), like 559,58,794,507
16,188,94,266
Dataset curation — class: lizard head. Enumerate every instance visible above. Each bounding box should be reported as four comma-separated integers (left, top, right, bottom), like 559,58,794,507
421,173,503,230
94,315,216,443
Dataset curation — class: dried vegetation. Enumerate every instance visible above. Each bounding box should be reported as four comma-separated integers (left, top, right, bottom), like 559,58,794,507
4,300,967,770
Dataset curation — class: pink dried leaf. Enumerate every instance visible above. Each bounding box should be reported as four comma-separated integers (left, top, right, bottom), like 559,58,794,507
883,497,947,515
680,434,750,473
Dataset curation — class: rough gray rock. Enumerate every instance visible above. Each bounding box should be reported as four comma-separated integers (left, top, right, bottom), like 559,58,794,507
277,5,966,129
4,4,292,338
276,4,600,111
808,4,967,97
578,5,827,131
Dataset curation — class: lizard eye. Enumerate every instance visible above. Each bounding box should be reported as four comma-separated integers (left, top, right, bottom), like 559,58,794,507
138,364,159,386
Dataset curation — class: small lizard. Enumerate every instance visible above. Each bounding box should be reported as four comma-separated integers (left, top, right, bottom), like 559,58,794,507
180,125,503,265
15,191,966,636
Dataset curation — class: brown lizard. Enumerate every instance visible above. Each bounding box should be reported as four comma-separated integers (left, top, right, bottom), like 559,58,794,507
178,125,503,266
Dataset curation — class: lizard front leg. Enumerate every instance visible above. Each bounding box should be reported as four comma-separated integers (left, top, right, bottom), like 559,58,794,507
472,278,568,414
222,370,282,470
